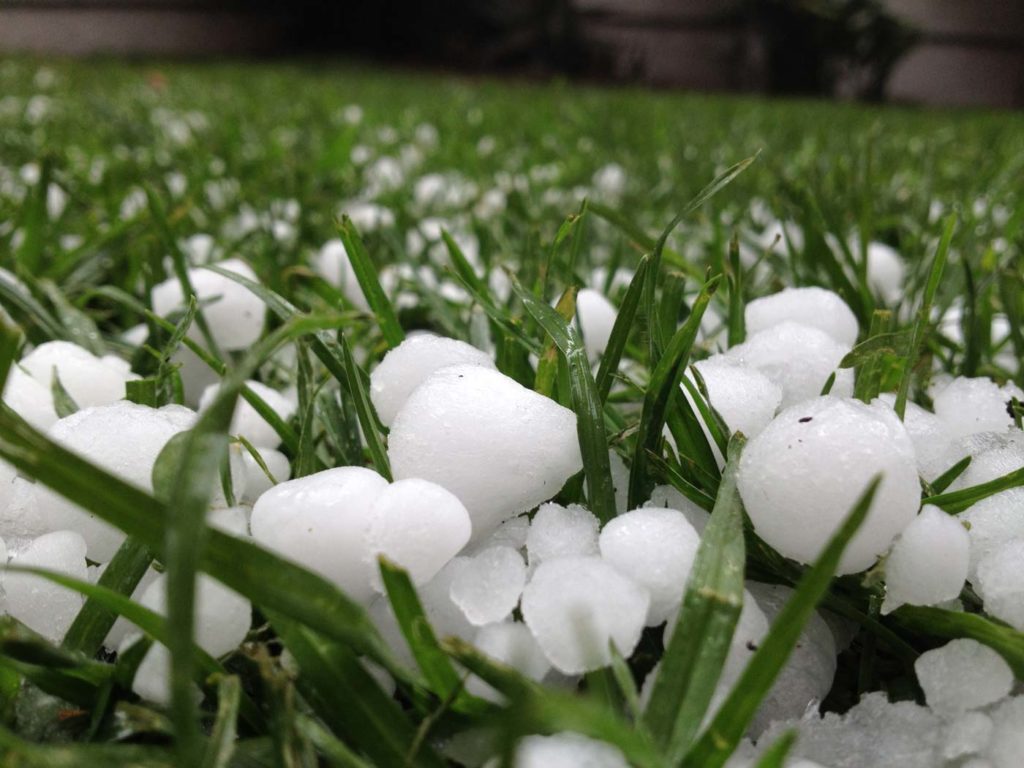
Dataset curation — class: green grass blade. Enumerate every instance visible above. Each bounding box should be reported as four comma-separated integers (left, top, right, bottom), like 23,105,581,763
682,366,729,459
338,330,392,479
595,256,648,402
14,156,50,274
894,213,956,419
270,614,445,768
201,676,241,768
628,274,721,509
928,455,971,495
682,476,881,768
645,450,716,512
753,730,797,768
378,557,469,707
295,715,375,768
50,369,80,418
511,277,616,522
0,270,67,342
62,536,153,655
38,280,105,356
338,215,405,348
923,465,1024,513
726,234,745,348
643,435,746,760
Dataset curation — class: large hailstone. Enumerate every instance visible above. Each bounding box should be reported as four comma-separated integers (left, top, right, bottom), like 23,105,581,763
504,733,628,768
520,555,649,674
33,402,196,562
388,365,583,539
151,257,265,351
240,446,292,505
744,287,858,347
525,502,599,568
198,380,296,449
737,396,920,575
598,507,700,626
312,238,369,310
3,530,87,643
369,334,495,427
914,639,1013,714
251,469,471,603
882,505,969,614
19,341,138,410
3,364,58,430
449,545,526,626
932,376,1024,440
575,288,617,363
124,573,250,704
726,322,854,408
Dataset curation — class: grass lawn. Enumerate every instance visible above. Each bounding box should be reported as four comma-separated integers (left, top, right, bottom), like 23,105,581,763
0,58,1022,767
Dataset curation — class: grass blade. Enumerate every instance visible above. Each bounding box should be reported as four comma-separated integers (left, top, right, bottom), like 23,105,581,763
923,465,1024,513
754,730,797,768
643,435,746,760
682,476,881,768
511,277,616,522
595,256,648,402
201,676,241,768
338,215,405,348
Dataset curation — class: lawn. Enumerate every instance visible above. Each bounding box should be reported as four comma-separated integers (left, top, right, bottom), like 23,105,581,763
0,58,1023,767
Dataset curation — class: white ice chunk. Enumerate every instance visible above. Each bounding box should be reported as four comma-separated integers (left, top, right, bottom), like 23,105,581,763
19,341,138,410
3,364,58,431
450,546,526,626
738,396,920,574
575,288,617,363
865,242,905,305
933,376,1024,440
987,696,1024,768
312,238,369,310
882,505,969,614
3,530,87,643
874,393,959,481
466,621,549,702
962,489,1024,580
976,539,1024,630
915,639,1013,713
199,380,295,449
521,555,648,674
525,502,599,567
240,445,292,504
598,507,700,625
645,484,710,535
389,365,582,539
505,733,628,768
942,711,993,761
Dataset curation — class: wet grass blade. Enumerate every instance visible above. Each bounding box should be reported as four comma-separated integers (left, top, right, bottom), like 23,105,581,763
296,715,374,768
201,675,241,768
754,731,797,768
271,614,445,768
595,256,648,402
378,557,470,708
511,277,616,523
681,476,880,768
339,330,392,479
62,536,153,656
726,234,745,347
928,455,971,495
628,274,720,509
338,215,405,348
894,213,956,419
643,435,746,760
923,465,1024,513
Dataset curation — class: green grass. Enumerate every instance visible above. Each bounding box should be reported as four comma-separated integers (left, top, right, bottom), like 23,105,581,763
0,57,1022,766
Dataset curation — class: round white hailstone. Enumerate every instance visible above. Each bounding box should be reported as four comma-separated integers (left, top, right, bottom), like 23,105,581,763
250,467,389,603
102,565,160,649
865,242,906,304
449,546,526,626
466,622,550,702
575,288,617,363
608,450,629,514
915,639,1013,714
685,357,782,464
598,507,700,626
240,446,291,505
312,238,369,310
882,505,969,614
961,489,1024,579
645,484,710,535
151,258,265,351
3,365,58,431
389,365,583,539
521,556,649,674
525,503,599,567
746,583,837,737
987,696,1024,768
933,376,1024,440
942,711,994,762
168,344,221,407
745,287,858,347
873,394,958,481
506,733,628,768
737,396,920,575
19,341,138,410
976,540,1024,630
208,505,248,537
34,402,195,562
369,335,495,427
198,380,295,449
3,530,87,643
0,477,47,541
128,643,177,706
725,322,854,409
366,478,472,589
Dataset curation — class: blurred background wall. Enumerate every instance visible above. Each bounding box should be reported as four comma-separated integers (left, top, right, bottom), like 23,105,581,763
1,0,1022,109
